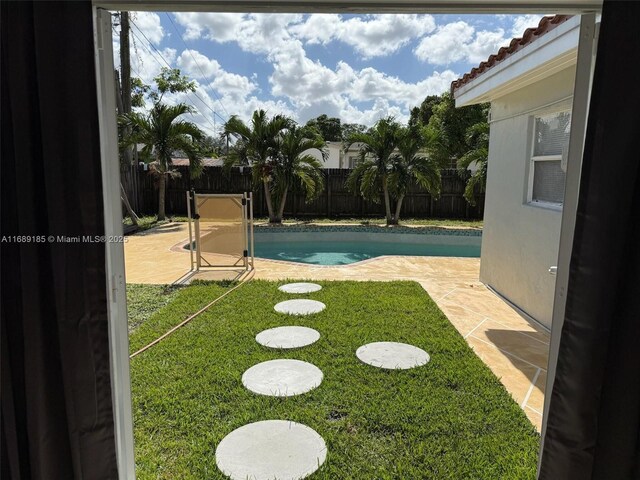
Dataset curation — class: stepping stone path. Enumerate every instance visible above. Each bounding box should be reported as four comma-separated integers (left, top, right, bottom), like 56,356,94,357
274,299,326,316
256,326,320,349
278,282,322,294
242,359,323,397
217,285,332,478
356,342,430,370
215,420,327,480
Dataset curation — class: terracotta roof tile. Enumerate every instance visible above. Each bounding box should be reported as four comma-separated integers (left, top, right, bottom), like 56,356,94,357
451,14,573,95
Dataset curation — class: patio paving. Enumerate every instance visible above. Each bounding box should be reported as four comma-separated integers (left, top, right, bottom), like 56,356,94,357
124,222,549,430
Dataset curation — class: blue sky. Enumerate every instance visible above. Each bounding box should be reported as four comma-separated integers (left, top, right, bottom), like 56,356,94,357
114,12,545,136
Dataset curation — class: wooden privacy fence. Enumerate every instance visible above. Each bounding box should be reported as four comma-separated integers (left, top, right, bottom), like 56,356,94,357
136,167,485,219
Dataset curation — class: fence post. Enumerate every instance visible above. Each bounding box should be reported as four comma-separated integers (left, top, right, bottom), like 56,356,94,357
292,192,297,217
326,170,331,217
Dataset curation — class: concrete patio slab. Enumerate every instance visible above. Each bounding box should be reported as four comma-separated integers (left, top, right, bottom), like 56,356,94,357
256,326,320,349
215,420,327,480
242,359,323,397
356,342,430,370
274,299,326,316
278,282,322,294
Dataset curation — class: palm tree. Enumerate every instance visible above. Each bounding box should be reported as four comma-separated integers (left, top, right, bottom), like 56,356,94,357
271,126,326,222
223,110,290,222
345,117,401,225
225,110,325,224
457,122,489,205
120,103,204,220
388,126,441,224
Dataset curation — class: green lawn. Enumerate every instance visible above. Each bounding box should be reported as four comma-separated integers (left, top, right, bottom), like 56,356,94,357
129,280,538,479
123,215,164,232
126,284,183,333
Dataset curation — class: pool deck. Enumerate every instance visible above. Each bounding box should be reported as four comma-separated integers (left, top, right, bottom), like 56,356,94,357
124,222,548,430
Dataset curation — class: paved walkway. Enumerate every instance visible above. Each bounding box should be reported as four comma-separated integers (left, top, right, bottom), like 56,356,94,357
124,222,548,430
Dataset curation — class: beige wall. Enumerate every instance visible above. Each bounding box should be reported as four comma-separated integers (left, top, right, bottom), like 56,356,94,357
305,142,343,168
480,66,576,328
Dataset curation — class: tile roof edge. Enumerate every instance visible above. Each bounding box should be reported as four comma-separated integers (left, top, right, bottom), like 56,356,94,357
451,14,574,97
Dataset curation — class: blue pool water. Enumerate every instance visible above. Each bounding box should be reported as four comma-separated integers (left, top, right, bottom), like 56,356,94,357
255,240,480,265
253,228,481,265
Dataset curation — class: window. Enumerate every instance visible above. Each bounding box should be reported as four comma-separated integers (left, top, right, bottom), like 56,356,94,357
348,156,358,168
528,110,572,207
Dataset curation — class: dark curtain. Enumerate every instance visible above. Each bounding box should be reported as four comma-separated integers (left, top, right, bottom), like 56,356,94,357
1,1,118,479
540,2,640,479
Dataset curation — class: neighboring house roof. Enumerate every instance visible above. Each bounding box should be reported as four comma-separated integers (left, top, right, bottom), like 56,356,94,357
171,157,223,167
451,14,573,95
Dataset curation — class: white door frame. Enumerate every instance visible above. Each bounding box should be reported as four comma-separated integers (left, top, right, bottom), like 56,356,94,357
91,3,602,478
93,8,137,479
538,12,597,469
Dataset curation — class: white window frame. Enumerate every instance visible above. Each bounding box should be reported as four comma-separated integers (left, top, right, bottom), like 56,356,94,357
527,108,572,210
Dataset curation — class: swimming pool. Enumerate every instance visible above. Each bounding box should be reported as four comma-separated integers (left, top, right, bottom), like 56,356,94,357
254,226,481,265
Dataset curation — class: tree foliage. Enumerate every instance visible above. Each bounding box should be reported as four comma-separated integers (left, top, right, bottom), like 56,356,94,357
389,126,441,207
120,68,205,220
223,110,326,223
457,122,489,205
120,103,204,220
409,95,441,128
195,135,226,158
130,77,149,108
130,67,197,108
409,92,490,205
151,67,197,103
305,114,342,142
341,123,367,142
345,118,439,225
424,92,489,167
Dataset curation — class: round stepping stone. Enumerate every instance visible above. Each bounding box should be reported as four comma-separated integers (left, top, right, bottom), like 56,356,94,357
216,420,327,480
274,299,325,316
356,342,430,370
278,282,322,294
256,326,320,349
242,359,323,397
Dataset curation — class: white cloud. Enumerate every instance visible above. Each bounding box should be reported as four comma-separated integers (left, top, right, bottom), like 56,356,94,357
414,21,509,65
236,14,304,54
414,21,475,64
341,98,408,125
210,72,257,98
174,13,435,59
119,13,499,131
269,43,355,105
292,14,436,58
511,14,545,37
349,68,457,108
171,14,456,126
126,41,177,86
176,49,222,79
173,12,245,41
466,29,510,63
113,16,175,85
174,13,303,55
289,14,341,45
130,12,164,45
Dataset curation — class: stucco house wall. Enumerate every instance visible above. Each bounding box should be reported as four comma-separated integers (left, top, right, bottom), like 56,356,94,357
480,66,575,327
452,15,588,329
305,141,342,168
